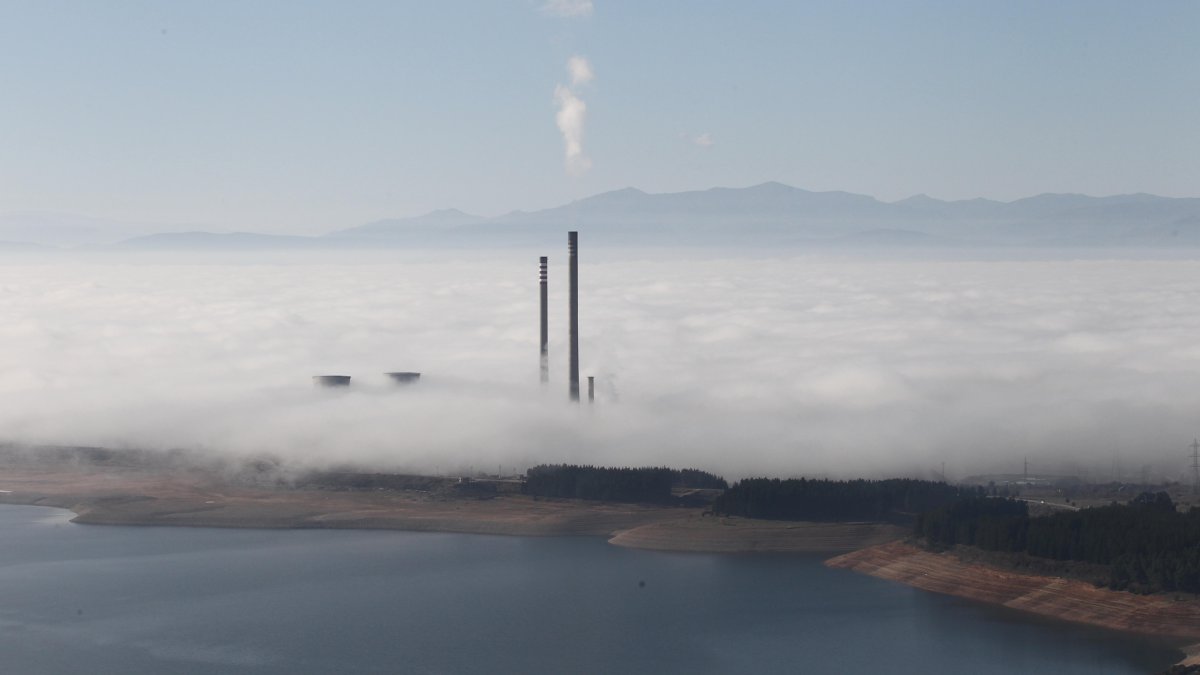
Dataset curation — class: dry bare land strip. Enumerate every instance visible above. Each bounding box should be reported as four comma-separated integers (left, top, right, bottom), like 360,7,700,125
0,465,900,553
609,517,905,553
0,466,682,536
828,541,1200,665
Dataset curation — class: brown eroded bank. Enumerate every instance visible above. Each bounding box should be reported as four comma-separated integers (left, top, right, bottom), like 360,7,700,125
608,517,905,553
827,541,1200,666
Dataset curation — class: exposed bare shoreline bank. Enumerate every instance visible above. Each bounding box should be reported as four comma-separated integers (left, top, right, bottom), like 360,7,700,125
0,467,903,553
608,518,906,553
827,541,1200,668
0,467,671,537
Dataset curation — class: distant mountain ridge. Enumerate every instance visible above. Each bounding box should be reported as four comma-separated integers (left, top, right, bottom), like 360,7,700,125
331,181,1200,247
8,183,1200,250
338,209,486,238
0,212,195,248
114,231,319,250
324,182,1200,247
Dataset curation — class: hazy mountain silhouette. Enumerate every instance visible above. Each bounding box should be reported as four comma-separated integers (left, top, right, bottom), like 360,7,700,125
8,183,1200,250
434,183,1200,247
0,213,192,247
113,231,319,250
334,209,486,238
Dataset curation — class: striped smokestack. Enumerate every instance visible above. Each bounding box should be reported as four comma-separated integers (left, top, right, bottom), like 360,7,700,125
539,256,548,384
568,231,580,402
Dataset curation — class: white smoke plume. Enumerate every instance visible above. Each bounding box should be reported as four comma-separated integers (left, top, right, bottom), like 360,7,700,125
567,56,593,86
541,0,593,18
554,57,593,176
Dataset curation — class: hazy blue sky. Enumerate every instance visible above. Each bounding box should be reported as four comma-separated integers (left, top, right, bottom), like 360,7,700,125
2,1,1197,233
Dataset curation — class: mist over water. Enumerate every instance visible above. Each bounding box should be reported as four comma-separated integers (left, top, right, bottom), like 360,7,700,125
2,249,1198,481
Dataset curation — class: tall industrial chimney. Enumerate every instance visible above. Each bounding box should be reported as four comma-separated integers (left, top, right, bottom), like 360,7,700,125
568,231,580,402
587,376,594,403
539,256,548,384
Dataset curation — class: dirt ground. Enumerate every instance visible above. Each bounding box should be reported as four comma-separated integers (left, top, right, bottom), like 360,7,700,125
0,462,910,556
827,541,1200,666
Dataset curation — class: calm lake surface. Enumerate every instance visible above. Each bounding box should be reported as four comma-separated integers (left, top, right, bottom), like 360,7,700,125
0,505,1179,674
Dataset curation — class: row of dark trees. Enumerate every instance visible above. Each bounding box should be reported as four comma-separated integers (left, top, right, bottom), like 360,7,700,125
916,492,1200,593
671,468,729,490
522,465,726,503
712,478,977,523
525,466,1200,594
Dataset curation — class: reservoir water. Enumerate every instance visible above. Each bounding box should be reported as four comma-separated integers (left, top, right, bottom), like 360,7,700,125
0,505,1179,674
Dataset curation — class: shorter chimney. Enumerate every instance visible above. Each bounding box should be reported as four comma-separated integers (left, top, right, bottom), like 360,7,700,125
540,256,548,384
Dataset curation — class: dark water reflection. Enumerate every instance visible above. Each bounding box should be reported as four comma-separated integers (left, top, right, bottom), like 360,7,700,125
0,506,1179,674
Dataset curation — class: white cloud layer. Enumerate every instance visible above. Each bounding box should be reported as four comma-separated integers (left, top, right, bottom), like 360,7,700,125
541,0,593,18
2,252,1199,483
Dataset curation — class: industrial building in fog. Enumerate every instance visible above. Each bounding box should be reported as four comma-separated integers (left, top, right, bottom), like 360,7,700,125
313,230,590,404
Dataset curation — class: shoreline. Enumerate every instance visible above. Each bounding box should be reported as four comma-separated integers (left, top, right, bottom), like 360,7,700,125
0,468,679,539
609,517,906,553
827,541,1200,668
7,464,1199,668
0,466,902,553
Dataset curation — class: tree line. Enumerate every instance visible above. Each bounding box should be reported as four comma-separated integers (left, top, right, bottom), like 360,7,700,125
712,478,977,523
671,468,729,490
522,465,726,503
916,492,1200,593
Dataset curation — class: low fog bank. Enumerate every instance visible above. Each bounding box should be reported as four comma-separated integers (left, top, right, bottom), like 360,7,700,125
1,249,1198,483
